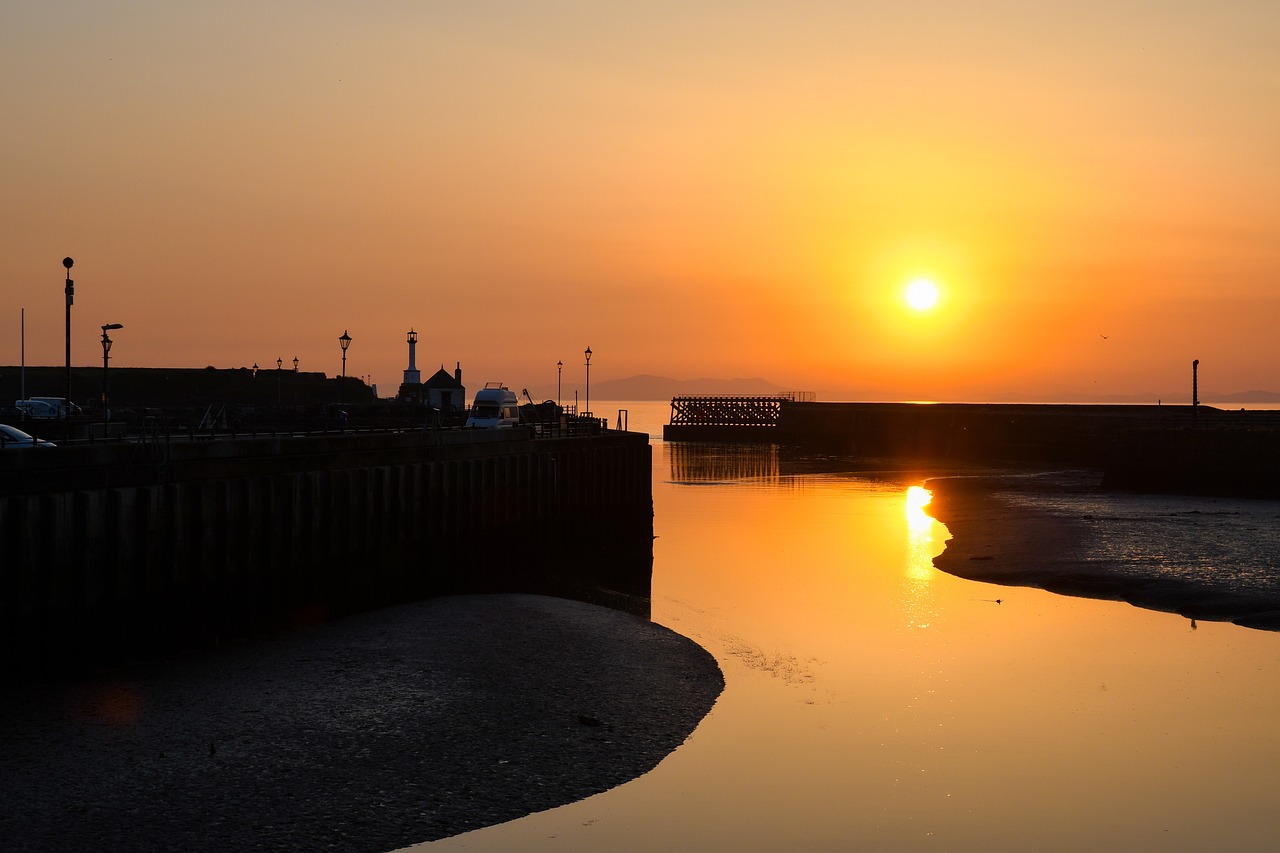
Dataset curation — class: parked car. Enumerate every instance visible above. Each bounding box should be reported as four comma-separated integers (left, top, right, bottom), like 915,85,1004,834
0,424,56,449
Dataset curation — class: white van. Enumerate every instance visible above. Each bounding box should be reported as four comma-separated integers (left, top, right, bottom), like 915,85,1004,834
465,383,521,428
16,398,79,419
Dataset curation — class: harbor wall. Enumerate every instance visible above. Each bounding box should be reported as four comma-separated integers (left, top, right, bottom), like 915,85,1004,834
0,429,653,676
776,401,1190,465
666,400,1280,496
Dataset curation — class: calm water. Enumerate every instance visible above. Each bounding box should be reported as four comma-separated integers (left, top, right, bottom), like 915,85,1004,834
419,402,1280,851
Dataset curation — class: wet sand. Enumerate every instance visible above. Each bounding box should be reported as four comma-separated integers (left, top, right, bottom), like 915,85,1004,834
0,594,724,852
926,471,1280,631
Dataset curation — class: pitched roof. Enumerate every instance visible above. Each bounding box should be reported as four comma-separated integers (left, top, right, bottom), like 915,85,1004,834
425,366,463,389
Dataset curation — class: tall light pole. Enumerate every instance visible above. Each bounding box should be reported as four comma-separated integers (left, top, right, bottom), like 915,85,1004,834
277,357,282,407
557,360,563,407
1192,359,1200,421
293,356,299,373
63,257,75,414
584,346,592,418
100,323,123,424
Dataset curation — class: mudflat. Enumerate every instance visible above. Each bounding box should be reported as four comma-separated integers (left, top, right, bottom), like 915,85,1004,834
0,594,724,852
926,471,1280,631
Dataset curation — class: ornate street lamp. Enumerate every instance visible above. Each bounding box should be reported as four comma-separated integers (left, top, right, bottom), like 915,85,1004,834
557,360,563,407
338,330,353,407
252,362,259,377
584,346,592,418
339,330,352,379
293,356,299,372
276,357,283,407
100,323,123,425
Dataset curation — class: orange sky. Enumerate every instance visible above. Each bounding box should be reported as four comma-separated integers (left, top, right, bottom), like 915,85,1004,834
3,2,1278,402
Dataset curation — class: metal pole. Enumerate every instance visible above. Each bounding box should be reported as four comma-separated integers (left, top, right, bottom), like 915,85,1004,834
63,257,74,414
584,346,592,418
557,360,562,407
100,324,122,426
1192,359,1199,420
20,307,25,403
102,331,109,425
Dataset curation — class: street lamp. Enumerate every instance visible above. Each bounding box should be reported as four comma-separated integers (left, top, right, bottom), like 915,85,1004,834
339,330,352,379
557,360,563,407
100,323,123,425
293,356,299,372
338,330,353,407
276,357,282,407
63,257,75,413
252,362,259,377
584,346,592,418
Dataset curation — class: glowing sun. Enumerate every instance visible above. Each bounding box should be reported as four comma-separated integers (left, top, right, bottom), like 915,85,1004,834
904,278,940,311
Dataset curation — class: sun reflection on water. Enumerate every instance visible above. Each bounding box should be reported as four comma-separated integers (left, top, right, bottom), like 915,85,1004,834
905,486,937,580
900,485,943,629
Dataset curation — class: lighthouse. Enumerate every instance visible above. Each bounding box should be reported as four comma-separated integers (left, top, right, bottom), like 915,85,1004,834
397,328,424,403
403,328,421,385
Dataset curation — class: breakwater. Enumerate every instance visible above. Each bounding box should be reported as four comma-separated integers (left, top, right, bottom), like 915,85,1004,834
0,428,652,676
778,401,1181,464
664,400,1280,496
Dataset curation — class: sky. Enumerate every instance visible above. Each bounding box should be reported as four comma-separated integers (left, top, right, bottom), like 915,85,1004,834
3,1,1278,402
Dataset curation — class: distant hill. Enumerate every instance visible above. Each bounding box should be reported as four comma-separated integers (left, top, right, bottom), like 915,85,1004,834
592,374,788,401
1209,390,1280,404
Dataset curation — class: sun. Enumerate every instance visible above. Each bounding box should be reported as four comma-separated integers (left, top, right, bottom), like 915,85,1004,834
903,278,940,311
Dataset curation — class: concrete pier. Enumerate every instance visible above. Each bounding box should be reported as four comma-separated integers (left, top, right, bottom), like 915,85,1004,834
0,429,653,676
664,400,1280,496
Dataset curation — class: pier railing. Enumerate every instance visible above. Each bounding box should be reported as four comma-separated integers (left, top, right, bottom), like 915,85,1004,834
668,393,813,428
16,412,618,450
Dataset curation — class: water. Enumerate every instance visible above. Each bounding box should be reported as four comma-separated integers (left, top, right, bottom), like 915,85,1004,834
419,402,1280,851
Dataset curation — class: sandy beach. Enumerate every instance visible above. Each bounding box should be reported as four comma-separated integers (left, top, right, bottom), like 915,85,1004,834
926,471,1280,631
0,594,724,852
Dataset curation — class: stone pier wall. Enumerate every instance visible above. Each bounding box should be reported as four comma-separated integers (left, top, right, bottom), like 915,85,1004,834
0,429,653,675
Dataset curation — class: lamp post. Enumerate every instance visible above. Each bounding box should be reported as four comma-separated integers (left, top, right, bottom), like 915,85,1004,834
276,357,282,407
339,330,352,406
293,356,299,373
100,323,123,425
252,362,259,377
557,360,563,407
63,257,75,414
339,330,352,379
584,347,592,418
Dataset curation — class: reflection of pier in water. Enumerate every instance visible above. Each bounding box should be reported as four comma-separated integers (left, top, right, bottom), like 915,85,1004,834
668,442,782,484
